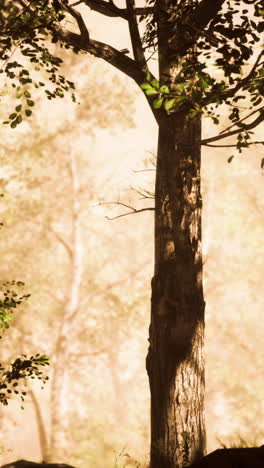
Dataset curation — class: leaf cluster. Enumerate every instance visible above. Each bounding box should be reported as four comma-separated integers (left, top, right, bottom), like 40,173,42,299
0,280,49,407
0,0,76,127
0,354,49,407
0,280,30,335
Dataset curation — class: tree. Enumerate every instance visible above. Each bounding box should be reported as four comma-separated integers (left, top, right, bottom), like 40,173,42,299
0,1,263,467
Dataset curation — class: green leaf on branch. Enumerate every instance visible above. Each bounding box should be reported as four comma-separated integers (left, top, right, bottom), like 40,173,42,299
145,88,159,96
160,85,170,94
26,99,35,107
140,83,153,90
151,79,160,89
175,96,187,105
16,115,22,124
25,109,32,117
175,82,188,92
164,98,176,111
153,97,163,109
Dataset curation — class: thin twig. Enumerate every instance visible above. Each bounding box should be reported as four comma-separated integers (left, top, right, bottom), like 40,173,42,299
203,141,264,148
106,207,154,220
98,200,154,219
201,108,264,145
219,106,264,135
132,168,155,172
225,50,264,98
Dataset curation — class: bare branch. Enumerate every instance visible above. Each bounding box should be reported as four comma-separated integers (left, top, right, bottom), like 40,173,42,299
52,22,143,80
132,168,156,172
51,21,160,121
82,0,153,19
126,0,147,68
201,108,264,145
106,207,154,220
203,141,264,148
48,224,73,260
61,0,89,43
218,107,264,135
70,1,83,5
98,201,154,220
131,187,154,199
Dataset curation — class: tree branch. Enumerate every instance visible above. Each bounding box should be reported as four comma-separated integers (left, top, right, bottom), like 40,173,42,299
48,223,73,261
98,201,154,220
51,21,160,121
219,107,264,135
201,108,264,144
202,141,264,148
126,0,147,68
224,50,264,98
82,0,153,20
61,0,90,43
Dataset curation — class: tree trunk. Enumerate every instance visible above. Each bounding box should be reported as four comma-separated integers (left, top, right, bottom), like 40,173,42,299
146,111,206,468
48,150,83,462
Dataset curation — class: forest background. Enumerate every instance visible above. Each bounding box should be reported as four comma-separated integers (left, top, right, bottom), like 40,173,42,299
0,8,263,468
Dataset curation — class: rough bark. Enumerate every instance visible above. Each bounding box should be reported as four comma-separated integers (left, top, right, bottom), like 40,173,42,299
146,111,205,468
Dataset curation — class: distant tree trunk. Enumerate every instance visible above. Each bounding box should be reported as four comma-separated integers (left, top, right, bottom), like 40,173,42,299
146,111,206,468
48,150,83,462
28,389,49,462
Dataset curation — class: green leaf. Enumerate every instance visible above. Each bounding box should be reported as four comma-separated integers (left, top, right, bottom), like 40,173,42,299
227,155,234,163
146,71,151,81
9,113,17,120
140,82,153,90
145,88,159,96
188,109,198,119
26,99,35,107
164,98,176,111
153,97,163,109
16,115,22,124
10,121,17,129
55,88,64,98
160,85,170,94
200,79,209,90
15,105,22,112
24,90,31,98
175,82,188,92
16,281,25,287
151,79,160,89
25,109,32,117
175,96,186,105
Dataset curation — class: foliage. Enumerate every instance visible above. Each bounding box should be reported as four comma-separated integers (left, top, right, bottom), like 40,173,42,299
0,280,49,407
140,0,264,154
0,0,76,128
0,1,263,161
